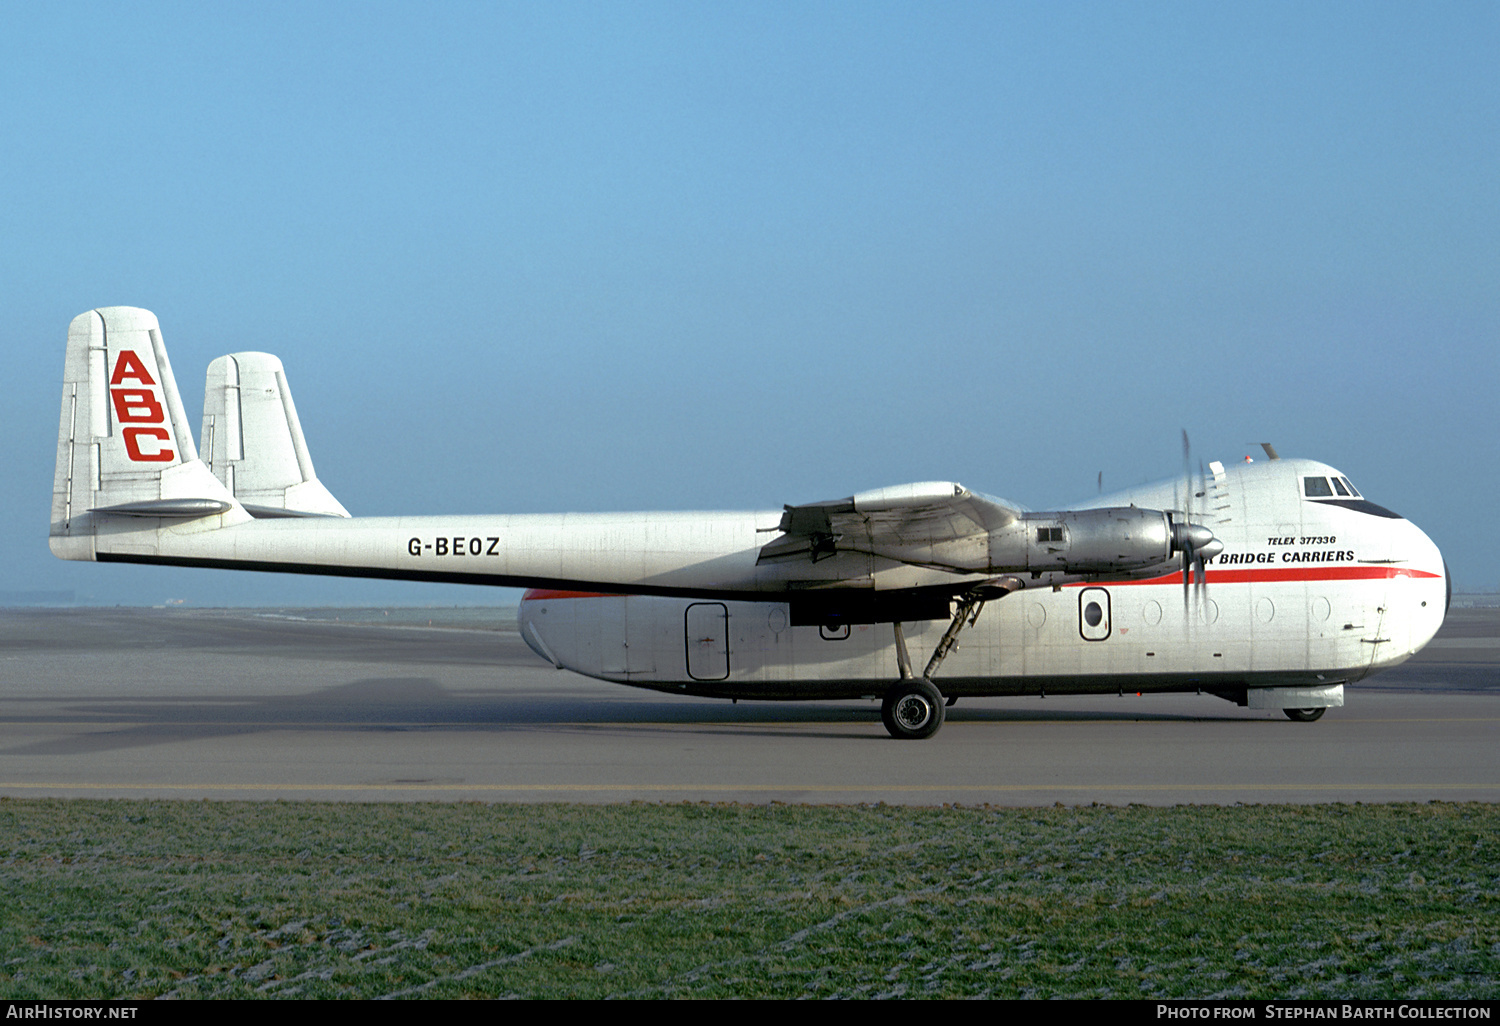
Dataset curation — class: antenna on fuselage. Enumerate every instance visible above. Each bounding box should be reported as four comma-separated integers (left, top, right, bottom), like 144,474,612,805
1259,442,1280,460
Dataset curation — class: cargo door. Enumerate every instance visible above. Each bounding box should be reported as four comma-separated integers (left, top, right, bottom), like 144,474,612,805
597,596,656,678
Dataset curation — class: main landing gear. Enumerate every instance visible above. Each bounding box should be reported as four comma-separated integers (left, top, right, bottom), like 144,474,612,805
882,678,945,740
880,585,1015,740
1284,707,1327,722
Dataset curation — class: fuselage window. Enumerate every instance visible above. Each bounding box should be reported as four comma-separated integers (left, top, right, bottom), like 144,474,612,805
1303,476,1333,497
1037,526,1063,543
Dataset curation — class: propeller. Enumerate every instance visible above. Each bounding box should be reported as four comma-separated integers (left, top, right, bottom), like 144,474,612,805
1171,431,1224,621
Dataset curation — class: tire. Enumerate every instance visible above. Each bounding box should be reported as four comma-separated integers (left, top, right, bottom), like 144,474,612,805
1284,707,1326,722
881,678,946,740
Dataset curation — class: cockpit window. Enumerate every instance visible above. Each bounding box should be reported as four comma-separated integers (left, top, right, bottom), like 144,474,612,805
1303,476,1333,497
1340,477,1361,497
1331,478,1350,496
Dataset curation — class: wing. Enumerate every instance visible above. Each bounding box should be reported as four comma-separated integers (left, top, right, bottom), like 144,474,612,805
757,481,1025,573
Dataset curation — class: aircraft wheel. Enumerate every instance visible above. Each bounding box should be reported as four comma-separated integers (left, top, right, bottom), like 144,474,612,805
882,678,946,740
1284,707,1326,722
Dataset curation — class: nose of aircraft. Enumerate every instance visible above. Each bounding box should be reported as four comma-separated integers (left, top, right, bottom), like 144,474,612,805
1403,519,1448,656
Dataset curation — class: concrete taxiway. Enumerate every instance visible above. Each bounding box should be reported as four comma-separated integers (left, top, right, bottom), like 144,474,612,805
1,606,1496,805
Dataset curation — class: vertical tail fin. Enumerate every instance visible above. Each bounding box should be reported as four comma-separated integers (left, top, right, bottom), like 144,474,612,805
51,308,246,562
201,353,350,518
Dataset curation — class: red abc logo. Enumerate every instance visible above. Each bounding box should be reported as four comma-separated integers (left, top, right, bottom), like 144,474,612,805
109,350,175,463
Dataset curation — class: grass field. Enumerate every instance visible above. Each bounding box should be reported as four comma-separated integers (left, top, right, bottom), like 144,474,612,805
1,800,1495,999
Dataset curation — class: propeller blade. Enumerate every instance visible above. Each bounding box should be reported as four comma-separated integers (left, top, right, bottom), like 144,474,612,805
1181,430,1193,614
1196,457,1208,613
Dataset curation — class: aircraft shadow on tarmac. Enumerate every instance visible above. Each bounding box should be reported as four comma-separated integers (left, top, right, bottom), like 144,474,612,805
3,676,1266,757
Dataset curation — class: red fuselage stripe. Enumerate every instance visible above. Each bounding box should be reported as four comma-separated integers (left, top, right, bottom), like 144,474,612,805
521,589,621,601
1076,566,1442,587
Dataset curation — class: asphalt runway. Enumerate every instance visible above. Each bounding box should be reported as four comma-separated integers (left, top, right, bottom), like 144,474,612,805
1,606,1496,805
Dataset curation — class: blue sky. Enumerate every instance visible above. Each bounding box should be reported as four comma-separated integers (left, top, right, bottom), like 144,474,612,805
3,1,1495,605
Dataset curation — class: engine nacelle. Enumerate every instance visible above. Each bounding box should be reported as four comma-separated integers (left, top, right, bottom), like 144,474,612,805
989,507,1176,574
858,506,1186,575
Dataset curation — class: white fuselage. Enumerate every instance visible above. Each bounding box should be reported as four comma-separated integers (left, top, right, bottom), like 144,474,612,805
67,453,1444,703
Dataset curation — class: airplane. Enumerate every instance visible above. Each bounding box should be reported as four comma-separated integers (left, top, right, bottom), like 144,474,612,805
50,307,1449,739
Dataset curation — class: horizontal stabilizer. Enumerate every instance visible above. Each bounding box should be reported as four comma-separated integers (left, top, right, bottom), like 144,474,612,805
91,498,235,518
